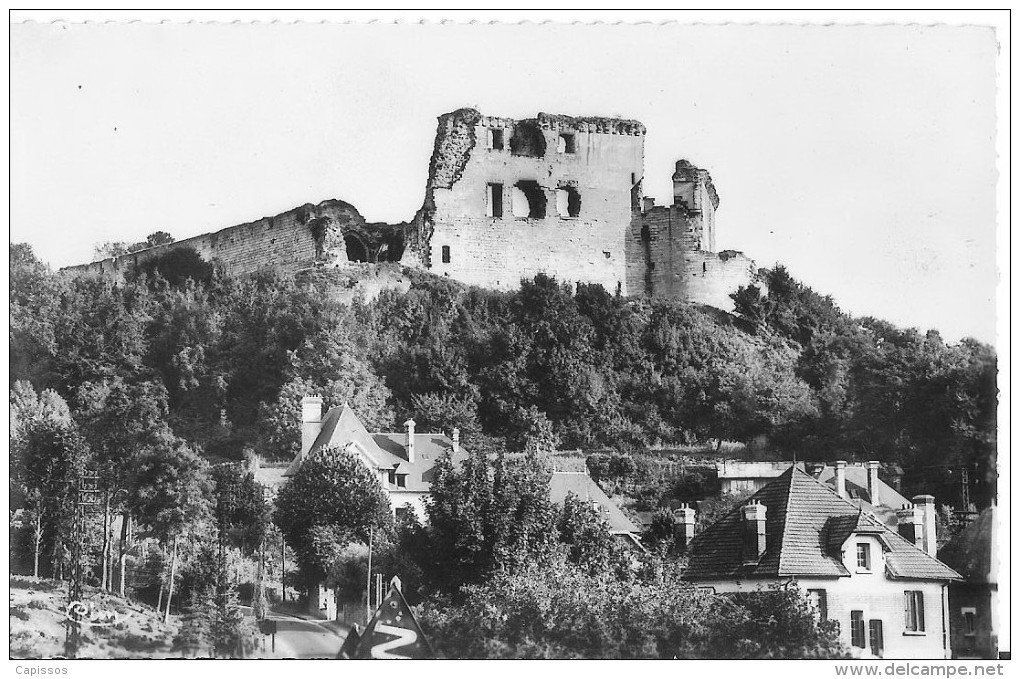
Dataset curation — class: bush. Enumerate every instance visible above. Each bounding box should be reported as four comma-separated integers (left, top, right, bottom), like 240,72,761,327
420,560,848,659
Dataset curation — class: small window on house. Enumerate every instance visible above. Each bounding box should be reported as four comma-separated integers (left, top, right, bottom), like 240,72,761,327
512,180,547,219
387,470,396,485
396,475,406,488
489,128,504,150
395,506,410,520
487,183,504,218
807,589,828,621
702,262,707,273
856,543,871,571
868,619,885,657
441,245,451,264
850,611,866,648
905,591,925,632
557,133,576,154
556,186,581,217
962,608,977,636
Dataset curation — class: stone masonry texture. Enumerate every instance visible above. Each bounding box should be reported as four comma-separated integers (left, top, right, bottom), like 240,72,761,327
64,109,756,311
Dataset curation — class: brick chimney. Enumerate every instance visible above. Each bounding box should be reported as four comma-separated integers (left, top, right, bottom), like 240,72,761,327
834,461,847,498
404,419,416,463
867,460,881,506
741,500,767,563
912,494,937,557
676,503,696,549
896,503,925,550
300,396,323,459
451,427,460,454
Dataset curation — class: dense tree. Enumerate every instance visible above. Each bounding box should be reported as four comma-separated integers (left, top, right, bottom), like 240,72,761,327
212,464,268,555
415,449,557,594
273,447,393,586
10,384,89,578
74,378,172,590
556,493,625,574
127,438,213,621
131,247,214,288
420,560,847,659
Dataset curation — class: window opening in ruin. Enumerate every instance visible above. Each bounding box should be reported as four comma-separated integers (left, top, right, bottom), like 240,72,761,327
487,183,504,218
344,233,369,262
512,181,547,219
510,122,547,157
641,224,651,241
557,133,576,154
441,245,451,264
556,186,581,217
489,128,504,150
382,233,405,262
703,262,707,273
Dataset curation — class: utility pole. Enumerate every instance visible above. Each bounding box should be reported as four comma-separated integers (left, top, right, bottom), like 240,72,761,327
365,526,373,625
281,535,286,602
65,471,101,659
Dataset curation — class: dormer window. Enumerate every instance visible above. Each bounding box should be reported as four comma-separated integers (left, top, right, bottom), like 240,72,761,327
856,543,872,571
396,474,406,488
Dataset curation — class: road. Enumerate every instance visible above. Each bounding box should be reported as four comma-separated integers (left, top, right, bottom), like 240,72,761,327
242,606,346,659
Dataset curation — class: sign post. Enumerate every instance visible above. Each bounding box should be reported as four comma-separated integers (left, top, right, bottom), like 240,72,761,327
340,576,433,659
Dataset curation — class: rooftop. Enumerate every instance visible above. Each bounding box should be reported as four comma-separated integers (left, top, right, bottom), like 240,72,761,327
684,466,961,582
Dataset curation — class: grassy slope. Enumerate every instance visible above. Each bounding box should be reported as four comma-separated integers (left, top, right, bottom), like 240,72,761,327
9,576,180,659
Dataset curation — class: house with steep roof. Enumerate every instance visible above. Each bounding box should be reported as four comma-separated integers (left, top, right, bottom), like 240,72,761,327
549,471,643,550
938,506,999,659
285,396,470,519
683,466,961,659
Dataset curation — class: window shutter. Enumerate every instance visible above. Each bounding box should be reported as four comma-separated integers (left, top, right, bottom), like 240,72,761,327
916,592,925,632
904,592,911,628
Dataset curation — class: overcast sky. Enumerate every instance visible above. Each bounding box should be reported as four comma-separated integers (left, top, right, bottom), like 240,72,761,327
10,21,999,344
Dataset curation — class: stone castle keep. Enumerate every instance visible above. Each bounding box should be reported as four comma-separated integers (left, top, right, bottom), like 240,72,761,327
67,108,756,310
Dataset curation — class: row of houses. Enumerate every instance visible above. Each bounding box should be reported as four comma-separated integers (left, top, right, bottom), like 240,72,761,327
255,397,998,660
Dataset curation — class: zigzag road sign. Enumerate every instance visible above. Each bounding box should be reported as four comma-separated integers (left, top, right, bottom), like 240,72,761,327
343,576,433,659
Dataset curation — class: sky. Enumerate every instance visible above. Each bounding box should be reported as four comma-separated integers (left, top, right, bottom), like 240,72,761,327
10,19,1001,345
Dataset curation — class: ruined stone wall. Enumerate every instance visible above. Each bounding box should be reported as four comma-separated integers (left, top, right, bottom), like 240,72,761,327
625,206,754,311
63,199,368,278
64,109,755,315
420,111,646,295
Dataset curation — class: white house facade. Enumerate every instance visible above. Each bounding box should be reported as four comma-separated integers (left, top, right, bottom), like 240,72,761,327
684,466,961,659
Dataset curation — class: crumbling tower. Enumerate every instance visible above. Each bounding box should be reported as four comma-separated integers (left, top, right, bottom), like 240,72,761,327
412,108,646,295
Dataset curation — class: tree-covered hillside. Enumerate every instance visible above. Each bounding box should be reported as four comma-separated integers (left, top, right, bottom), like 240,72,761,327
10,244,996,507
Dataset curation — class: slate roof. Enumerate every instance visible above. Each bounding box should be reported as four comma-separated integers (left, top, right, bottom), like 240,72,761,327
816,464,909,527
938,506,996,584
549,472,640,536
284,404,469,492
684,466,961,582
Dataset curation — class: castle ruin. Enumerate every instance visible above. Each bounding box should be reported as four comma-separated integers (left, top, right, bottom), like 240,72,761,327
66,108,755,310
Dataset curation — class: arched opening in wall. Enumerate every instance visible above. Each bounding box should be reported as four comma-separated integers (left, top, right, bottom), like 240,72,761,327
509,122,547,157
557,133,576,154
344,233,369,262
512,181,547,219
378,233,405,262
556,186,581,217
